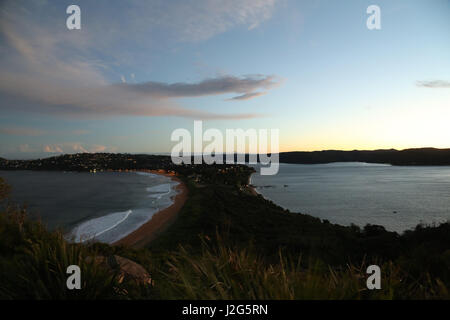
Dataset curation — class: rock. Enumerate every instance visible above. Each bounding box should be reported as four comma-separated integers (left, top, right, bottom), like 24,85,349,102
87,255,153,286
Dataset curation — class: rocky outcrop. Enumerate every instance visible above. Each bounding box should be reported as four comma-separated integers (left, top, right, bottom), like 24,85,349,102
87,255,153,286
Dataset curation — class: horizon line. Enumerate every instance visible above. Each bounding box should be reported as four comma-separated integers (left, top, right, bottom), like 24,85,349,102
2,147,450,161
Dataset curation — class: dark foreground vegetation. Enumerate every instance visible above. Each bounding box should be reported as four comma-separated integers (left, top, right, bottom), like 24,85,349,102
0,154,449,299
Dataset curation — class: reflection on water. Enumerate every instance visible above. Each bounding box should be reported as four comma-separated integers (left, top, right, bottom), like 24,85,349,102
251,163,450,232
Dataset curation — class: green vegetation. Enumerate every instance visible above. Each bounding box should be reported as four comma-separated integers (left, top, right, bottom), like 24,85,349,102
160,236,448,299
0,181,152,299
1,160,449,300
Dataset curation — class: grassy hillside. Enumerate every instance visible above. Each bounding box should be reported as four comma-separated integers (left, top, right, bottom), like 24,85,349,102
151,175,450,286
0,173,449,300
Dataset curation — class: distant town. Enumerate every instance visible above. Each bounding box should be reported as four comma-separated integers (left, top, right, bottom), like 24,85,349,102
0,153,173,172
2,148,450,172
0,153,255,188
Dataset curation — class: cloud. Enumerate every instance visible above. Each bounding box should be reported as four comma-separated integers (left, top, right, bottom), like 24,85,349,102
0,127,47,136
43,144,64,153
227,91,268,101
0,4,279,120
0,127,91,136
89,144,118,153
89,145,108,153
128,0,278,42
11,141,115,155
118,75,279,99
416,80,450,88
71,130,91,136
42,143,116,154
0,76,265,119
19,144,33,153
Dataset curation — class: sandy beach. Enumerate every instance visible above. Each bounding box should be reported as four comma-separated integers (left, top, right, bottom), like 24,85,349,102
113,170,188,248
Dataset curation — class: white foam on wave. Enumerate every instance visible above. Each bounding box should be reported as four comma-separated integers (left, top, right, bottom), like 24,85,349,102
72,209,132,242
69,172,179,244
146,183,172,199
136,171,158,178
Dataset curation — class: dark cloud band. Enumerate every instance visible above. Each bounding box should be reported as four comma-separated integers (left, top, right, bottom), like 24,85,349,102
116,75,279,100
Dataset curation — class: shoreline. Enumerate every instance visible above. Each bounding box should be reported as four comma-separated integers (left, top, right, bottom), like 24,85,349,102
248,173,259,196
113,170,188,248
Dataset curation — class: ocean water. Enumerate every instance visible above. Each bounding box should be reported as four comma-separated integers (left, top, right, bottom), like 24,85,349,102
0,170,179,243
251,163,450,233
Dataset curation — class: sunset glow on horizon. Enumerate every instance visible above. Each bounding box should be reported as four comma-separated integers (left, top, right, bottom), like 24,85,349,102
0,0,449,159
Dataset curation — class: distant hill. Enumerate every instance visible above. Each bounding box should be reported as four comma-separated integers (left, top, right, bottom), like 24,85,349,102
1,148,450,169
279,148,450,166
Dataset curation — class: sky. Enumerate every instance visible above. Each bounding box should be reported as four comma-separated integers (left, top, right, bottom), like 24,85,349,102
0,0,449,159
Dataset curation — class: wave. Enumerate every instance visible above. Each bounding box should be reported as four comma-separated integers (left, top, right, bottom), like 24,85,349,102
69,172,178,243
71,210,132,242
146,183,172,199
136,171,158,178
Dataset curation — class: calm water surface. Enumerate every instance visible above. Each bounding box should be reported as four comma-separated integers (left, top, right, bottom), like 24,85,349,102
251,163,450,232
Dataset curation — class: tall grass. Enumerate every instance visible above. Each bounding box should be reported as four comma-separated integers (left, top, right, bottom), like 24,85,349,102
159,236,449,300
0,176,448,300
0,204,149,299
0,207,448,300
0,209,448,299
